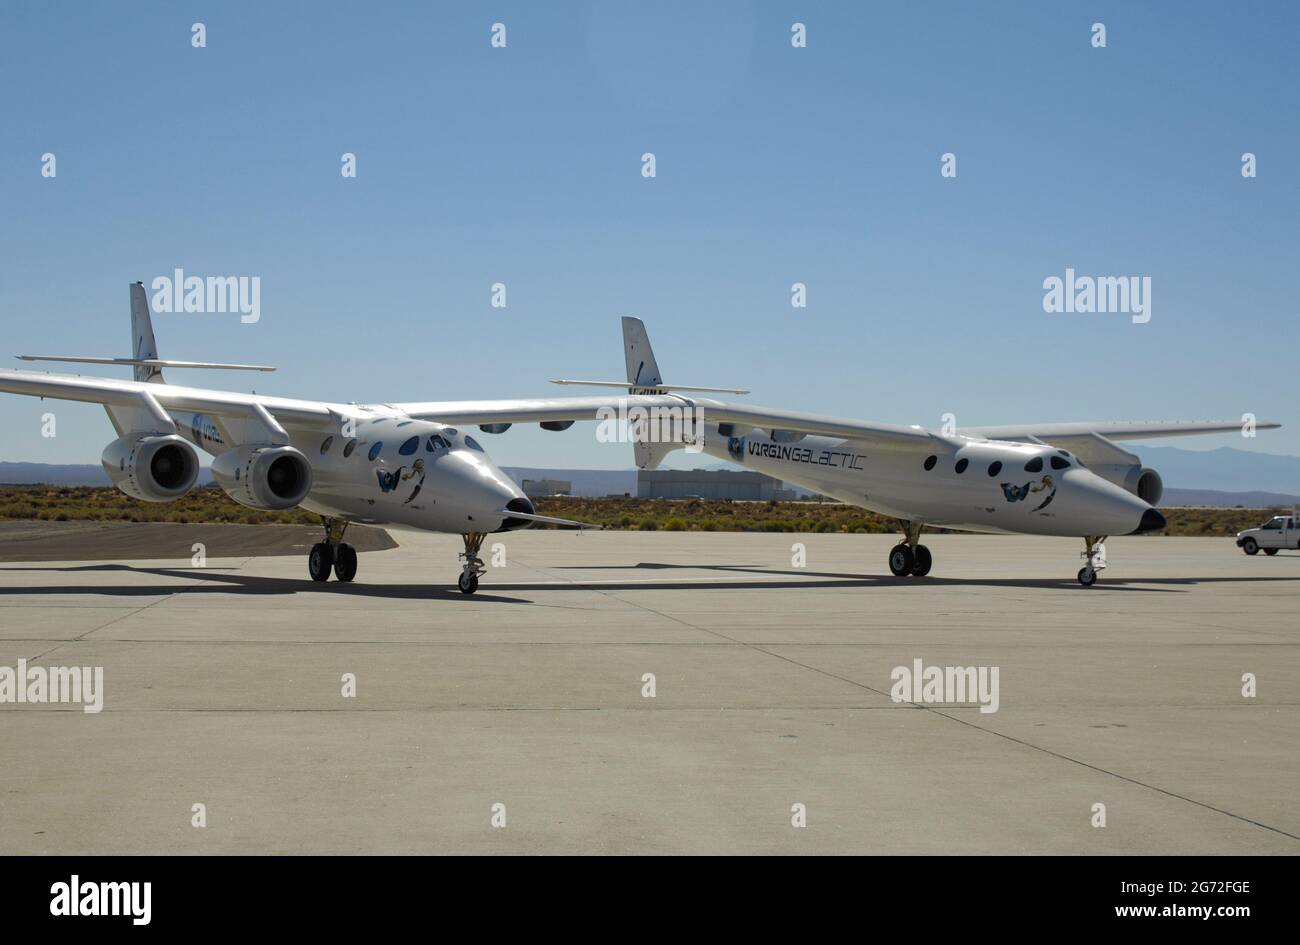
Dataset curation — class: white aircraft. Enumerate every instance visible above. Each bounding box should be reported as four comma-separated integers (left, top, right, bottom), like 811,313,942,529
554,318,1280,586
0,286,1278,590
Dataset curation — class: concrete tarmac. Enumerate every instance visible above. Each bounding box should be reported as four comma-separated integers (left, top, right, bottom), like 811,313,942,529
0,529,1296,854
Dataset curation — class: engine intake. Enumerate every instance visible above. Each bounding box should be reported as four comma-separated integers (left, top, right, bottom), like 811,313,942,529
211,445,312,510
101,434,201,502
1133,467,1163,506
1091,462,1163,507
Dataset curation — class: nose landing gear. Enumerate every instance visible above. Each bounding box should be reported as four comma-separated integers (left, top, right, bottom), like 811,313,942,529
309,517,357,583
1077,535,1107,586
458,531,487,594
889,521,933,577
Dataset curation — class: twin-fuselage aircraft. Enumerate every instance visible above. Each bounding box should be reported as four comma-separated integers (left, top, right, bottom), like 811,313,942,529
0,284,1277,590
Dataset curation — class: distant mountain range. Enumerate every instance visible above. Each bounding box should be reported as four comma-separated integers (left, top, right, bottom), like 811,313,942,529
1162,488,1299,508
4,444,1298,508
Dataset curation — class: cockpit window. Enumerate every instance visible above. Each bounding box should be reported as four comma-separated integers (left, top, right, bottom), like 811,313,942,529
399,436,419,455
368,442,384,461
464,436,484,452
444,428,458,436
1024,457,1043,473
426,435,449,452
1050,456,1070,470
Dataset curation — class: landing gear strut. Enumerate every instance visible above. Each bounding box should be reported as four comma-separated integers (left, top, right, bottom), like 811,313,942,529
309,517,357,583
1077,535,1107,586
889,520,932,577
458,532,486,594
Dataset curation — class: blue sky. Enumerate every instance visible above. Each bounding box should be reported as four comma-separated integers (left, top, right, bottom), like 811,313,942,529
2,1,1297,469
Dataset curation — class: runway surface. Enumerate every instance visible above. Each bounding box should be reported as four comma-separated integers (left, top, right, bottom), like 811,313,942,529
0,521,395,562
0,529,1296,854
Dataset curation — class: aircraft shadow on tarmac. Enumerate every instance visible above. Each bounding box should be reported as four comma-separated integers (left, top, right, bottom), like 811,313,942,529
524,561,1300,593
2,561,1299,598
0,564,533,604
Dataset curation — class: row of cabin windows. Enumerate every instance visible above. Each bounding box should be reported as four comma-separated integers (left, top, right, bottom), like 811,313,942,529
922,452,1072,475
318,432,485,459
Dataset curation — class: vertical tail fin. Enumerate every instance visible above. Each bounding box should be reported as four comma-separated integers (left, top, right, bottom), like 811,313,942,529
129,281,164,383
622,316,662,391
621,316,676,470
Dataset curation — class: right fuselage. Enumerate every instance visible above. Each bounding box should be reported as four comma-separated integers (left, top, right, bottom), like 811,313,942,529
698,424,1155,538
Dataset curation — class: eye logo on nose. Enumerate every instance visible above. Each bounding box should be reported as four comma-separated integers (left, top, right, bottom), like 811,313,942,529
999,475,1056,511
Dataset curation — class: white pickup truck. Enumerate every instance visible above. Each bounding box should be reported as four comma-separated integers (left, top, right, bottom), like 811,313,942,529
1236,513,1300,556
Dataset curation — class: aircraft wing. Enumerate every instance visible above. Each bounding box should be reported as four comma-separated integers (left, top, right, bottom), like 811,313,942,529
393,394,681,427
0,368,332,430
396,394,935,447
959,420,1278,442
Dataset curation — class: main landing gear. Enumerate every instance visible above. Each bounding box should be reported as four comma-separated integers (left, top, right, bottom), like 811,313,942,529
889,520,933,577
458,532,486,595
309,517,358,583
1077,535,1107,586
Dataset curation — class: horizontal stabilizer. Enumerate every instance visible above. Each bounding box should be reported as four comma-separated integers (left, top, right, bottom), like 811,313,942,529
550,379,749,395
17,356,276,372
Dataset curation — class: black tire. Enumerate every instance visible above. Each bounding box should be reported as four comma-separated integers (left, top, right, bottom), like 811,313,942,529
1077,567,1097,587
334,543,358,581
911,545,933,577
1242,538,1259,556
458,572,479,595
308,542,334,582
888,544,915,577
1264,548,1278,556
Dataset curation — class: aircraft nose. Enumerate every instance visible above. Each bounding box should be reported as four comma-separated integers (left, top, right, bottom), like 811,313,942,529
1129,507,1167,534
440,449,529,530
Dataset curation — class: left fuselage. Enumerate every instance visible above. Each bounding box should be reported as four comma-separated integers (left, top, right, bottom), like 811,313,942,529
175,410,530,534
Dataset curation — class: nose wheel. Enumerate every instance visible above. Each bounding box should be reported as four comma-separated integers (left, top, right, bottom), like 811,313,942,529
308,517,357,583
1077,536,1107,586
458,532,486,594
889,521,932,577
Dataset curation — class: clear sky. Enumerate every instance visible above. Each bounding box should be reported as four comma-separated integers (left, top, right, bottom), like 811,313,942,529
2,1,1297,469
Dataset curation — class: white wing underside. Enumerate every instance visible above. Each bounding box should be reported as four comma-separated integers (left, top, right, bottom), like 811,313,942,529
0,368,1278,452
958,420,1272,441
0,366,330,431
392,395,935,447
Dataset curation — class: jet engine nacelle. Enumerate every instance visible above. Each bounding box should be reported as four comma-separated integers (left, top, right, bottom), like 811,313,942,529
1091,463,1163,507
211,445,313,511
101,433,201,502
